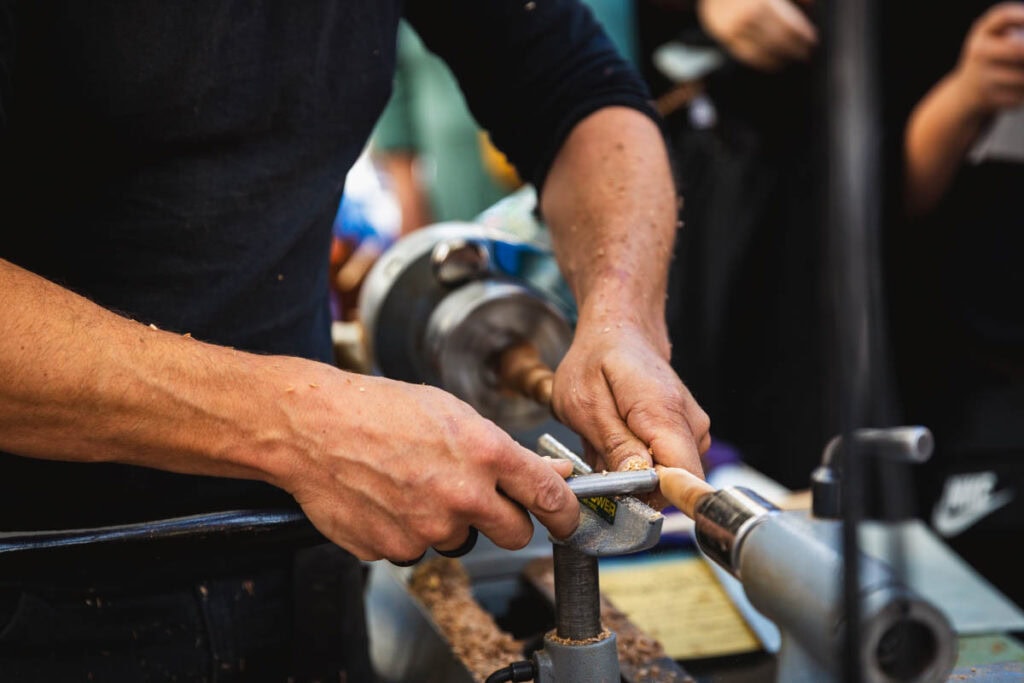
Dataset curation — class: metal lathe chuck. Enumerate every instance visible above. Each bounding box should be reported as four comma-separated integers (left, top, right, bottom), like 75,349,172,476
358,222,575,431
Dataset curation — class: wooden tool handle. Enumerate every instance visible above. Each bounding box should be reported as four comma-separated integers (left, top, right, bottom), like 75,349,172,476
497,341,555,406
655,466,716,519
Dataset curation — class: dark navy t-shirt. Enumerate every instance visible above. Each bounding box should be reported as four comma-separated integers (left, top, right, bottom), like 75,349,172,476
0,0,656,530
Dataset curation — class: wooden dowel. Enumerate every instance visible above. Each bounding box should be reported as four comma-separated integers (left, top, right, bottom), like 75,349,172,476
655,466,716,519
497,341,555,406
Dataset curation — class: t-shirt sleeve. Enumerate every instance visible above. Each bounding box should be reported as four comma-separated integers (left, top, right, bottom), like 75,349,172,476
404,0,658,193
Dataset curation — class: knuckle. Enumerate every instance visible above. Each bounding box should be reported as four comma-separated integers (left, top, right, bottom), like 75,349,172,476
624,398,673,431
353,548,383,562
471,428,510,470
662,378,688,402
448,488,487,518
419,517,457,546
607,437,641,460
557,379,599,415
694,408,712,436
533,474,570,514
606,446,646,472
379,538,417,562
599,428,634,458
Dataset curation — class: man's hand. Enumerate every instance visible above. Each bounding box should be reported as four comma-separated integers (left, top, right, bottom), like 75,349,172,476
553,322,709,474
697,0,817,72
265,362,579,563
552,319,710,509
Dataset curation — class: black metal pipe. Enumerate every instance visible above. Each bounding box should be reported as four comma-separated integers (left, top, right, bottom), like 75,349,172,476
552,544,603,641
820,0,890,679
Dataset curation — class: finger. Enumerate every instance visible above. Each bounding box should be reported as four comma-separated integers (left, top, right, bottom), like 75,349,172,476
492,447,580,541
982,4,1024,35
991,81,1024,108
468,489,541,550
737,30,792,72
759,37,811,70
603,362,709,476
568,377,657,473
770,29,816,64
583,439,609,473
984,64,1024,107
991,63,1024,86
622,394,707,478
766,1,819,60
433,526,479,558
980,34,1024,65
369,518,429,565
698,430,713,455
581,437,668,510
781,0,819,44
737,48,784,73
734,26,787,73
463,455,575,551
542,456,576,479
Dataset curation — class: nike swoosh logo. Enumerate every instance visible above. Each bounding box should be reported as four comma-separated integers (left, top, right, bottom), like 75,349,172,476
932,489,1014,537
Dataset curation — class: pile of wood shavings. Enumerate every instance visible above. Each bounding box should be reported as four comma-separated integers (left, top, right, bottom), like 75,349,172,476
408,557,526,683
603,601,669,667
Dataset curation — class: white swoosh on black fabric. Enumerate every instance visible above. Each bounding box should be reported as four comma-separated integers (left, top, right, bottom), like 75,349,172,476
932,489,1014,537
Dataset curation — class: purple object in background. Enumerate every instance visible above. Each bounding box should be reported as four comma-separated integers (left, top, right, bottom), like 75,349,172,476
702,437,743,473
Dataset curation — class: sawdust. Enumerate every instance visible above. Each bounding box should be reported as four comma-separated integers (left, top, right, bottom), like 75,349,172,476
408,558,525,683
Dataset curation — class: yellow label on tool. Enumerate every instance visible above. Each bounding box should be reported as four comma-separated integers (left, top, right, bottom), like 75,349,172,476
582,496,617,524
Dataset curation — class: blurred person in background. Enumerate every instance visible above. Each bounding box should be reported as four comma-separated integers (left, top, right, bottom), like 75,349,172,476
371,1,640,235
636,0,827,488
370,21,522,237
328,148,402,324
885,0,1024,607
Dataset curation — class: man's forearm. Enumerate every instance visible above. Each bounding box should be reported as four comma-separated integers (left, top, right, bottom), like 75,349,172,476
0,257,298,486
537,106,709,481
540,106,679,350
0,257,583,557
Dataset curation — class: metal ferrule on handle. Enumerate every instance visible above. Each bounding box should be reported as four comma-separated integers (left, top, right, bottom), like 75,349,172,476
694,487,779,578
